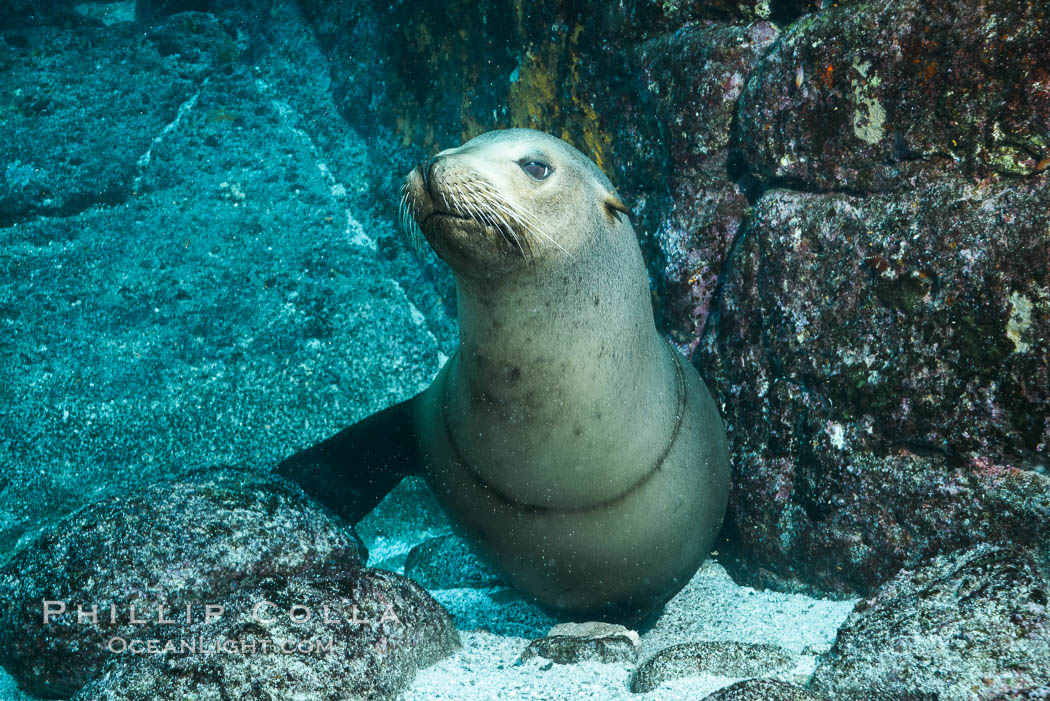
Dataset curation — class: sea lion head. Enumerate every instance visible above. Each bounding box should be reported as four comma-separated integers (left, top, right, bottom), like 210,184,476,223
400,129,630,280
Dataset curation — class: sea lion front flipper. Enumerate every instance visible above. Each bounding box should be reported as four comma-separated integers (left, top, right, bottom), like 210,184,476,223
274,394,423,524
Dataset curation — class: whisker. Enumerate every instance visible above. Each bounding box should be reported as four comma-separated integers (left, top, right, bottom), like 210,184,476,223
397,183,425,251
399,169,570,261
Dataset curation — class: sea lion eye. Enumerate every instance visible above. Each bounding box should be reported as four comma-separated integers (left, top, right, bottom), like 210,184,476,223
520,161,551,180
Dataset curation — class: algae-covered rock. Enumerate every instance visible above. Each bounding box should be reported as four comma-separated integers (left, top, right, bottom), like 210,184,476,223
811,545,1050,700
737,0,1050,191
0,468,365,698
700,176,1050,595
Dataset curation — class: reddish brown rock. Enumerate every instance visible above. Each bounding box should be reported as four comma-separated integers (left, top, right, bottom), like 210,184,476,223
737,0,1050,192
699,176,1050,595
625,21,776,346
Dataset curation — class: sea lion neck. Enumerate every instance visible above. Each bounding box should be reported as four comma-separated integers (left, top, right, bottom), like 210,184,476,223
452,228,654,380
441,226,679,509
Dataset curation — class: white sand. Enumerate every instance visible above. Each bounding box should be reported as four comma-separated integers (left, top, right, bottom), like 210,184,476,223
402,561,854,700
360,478,858,700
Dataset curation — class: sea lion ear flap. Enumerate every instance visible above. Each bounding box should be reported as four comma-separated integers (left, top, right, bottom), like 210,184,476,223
603,191,631,221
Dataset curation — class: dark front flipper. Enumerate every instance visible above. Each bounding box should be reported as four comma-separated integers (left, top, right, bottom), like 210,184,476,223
275,395,423,524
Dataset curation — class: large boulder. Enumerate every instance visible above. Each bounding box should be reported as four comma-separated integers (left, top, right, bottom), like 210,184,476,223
0,4,454,556
699,176,1050,595
811,545,1050,700
0,468,366,698
737,0,1050,192
72,566,458,701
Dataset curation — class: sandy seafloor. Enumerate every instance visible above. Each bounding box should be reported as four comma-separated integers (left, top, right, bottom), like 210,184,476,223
365,479,853,700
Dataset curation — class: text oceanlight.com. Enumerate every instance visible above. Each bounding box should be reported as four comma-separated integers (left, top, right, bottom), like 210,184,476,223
106,636,339,655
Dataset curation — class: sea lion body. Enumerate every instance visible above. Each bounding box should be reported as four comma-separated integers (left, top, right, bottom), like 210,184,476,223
278,129,730,619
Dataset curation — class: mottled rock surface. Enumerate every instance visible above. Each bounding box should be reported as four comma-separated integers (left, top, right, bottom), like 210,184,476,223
0,2,455,557
701,176,1050,594
702,679,827,701
72,566,458,701
0,12,233,226
628,21,776,350
631,641,796,693
811,544,1050,700
0,468,365,698
404,533,501,590
738,0,1050,191
519,622,640,665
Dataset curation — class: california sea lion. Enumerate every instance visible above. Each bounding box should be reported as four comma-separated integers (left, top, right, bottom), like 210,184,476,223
277,129,730,621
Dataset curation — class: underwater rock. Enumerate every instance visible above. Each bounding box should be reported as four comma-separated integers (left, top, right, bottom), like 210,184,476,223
630,641,796,693
700,175,1050,595
518,622,640,665
651,183,749,354
403,534,501,590
631,20,777,192
988,689,1050,700
70,565,458,701
0,11,233,227
737,0,1050,191
810,544,1050,700
0,468,366,698
626,21,776,349
0,3,453,556
700,679,827,700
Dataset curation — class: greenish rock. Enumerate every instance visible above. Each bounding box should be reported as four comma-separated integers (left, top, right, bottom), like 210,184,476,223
0,4,455,558
0,468,366,698
630,641,796,693
0,12,233,226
